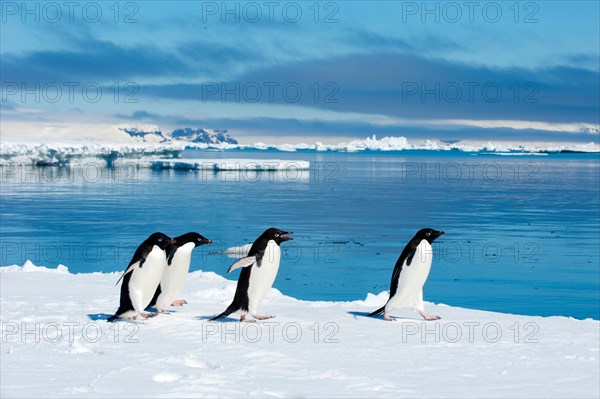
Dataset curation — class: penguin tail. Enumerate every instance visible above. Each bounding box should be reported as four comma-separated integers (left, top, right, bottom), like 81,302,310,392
210,303,238,321
368,306,386,317
107,307,126,322
107,313,120,322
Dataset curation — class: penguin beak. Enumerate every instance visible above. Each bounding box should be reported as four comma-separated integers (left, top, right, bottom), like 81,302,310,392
280,232,294,241
170,239,176,244
203,239,213,245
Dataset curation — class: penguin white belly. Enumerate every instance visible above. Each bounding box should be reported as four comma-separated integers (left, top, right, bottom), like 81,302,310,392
155,243,194,309
247,240,280,315
129,245,167,313
387,240,433,311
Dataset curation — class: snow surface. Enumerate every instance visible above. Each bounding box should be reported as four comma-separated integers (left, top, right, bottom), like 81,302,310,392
1,262,598,398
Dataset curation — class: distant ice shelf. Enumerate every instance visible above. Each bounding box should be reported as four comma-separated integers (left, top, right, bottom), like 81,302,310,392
477,152,549,156
1,136,598,167
0,141,189,167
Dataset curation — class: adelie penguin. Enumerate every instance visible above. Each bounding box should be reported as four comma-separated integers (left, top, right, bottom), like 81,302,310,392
108,232,175,322
211,228,294,322
369,228,445,321
146,232,212,313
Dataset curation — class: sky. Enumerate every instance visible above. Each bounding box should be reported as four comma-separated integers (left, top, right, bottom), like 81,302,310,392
1,0,599,144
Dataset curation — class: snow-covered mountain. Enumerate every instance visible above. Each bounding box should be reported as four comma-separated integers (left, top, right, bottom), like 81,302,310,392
119,127,167,142
119,127,238,144
169,128,238,144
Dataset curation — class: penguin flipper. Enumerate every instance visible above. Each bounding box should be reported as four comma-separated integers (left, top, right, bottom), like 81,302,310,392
166,245,177,266
114,259,142,286
389,247,416,298
227,256,257,273
115,244,152,286
405,249,416,266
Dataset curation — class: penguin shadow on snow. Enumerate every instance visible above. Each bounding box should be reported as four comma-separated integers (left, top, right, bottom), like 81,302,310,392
88,313,147,322
194,315,240,323
146,307,178,314
346,311,433,321
87,313,112,321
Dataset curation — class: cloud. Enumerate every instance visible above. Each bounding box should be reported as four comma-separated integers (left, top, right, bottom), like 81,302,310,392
242,53,600,123
1,39,192,83
2,18,597,143
1,101,16,111
560,53,600,71
134,51,599,126
113,110,159,120
345,29,464,53
0,29,263,84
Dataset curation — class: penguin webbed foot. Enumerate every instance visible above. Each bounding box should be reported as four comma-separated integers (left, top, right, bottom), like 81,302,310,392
418,311,441,321
240,315,256,323
137,312,158,319
383,312,397,322
170,300,187,306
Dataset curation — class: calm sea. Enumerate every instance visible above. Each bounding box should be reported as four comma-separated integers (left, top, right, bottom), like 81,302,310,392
1,150,599,319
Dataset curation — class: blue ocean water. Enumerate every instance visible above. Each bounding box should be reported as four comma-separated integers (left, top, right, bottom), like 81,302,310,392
1,150,599,319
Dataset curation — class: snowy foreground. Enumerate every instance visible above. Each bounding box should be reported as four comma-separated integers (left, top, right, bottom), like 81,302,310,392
1,263,598,398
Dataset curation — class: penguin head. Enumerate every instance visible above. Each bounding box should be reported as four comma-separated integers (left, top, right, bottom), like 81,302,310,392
262,227,294,244
175,232,213,247
147,232,175,250
415,228,445,244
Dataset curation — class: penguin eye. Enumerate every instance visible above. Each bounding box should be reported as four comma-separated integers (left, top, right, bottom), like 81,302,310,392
275,233,280,238
426,232,431,236
197,238,201,241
